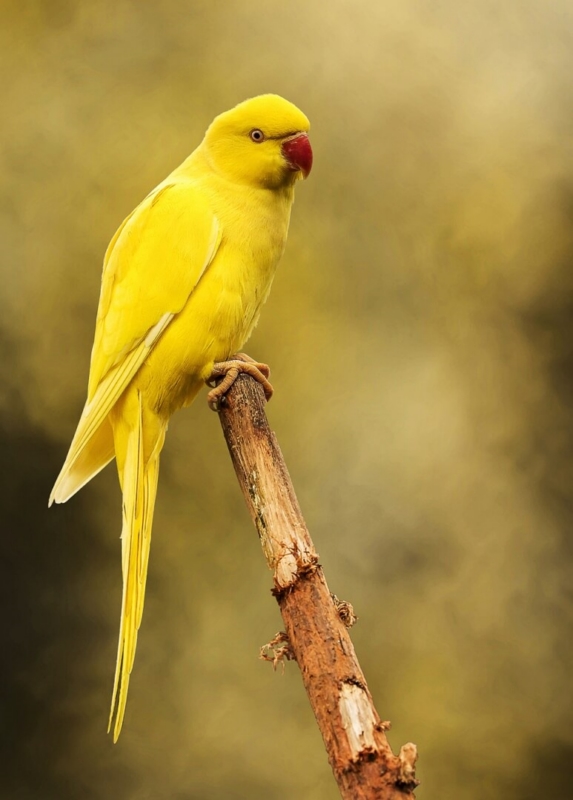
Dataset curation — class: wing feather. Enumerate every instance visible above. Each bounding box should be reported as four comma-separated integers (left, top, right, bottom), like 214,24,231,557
88,181,221,397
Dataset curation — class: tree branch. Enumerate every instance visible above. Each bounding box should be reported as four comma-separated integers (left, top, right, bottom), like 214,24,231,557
217,374,419,799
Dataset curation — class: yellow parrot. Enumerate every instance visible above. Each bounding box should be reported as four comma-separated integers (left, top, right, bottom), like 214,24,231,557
49,94,312,740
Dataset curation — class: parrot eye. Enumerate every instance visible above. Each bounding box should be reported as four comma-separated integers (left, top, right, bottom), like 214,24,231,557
249,129,265,143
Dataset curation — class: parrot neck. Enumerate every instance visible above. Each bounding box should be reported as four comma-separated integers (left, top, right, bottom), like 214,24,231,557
170,149,297,217
173,148,297,205
197,140,299,192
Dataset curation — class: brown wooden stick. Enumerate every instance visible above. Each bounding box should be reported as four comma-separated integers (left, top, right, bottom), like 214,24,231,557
217,374,419,799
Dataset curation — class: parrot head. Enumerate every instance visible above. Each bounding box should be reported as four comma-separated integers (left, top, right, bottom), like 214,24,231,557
203,94,312,189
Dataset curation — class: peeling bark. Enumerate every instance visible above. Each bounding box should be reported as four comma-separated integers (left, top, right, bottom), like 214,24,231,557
218,374,419,799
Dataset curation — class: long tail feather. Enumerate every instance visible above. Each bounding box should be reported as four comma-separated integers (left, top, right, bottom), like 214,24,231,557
108,390,164,741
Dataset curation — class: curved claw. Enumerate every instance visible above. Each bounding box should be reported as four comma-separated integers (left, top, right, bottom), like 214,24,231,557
234,353,271,380
206,356,273,412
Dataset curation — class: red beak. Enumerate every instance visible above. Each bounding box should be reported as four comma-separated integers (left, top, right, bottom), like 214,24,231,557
282,133,313,178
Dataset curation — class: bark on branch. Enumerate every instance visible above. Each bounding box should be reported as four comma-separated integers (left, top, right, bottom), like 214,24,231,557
217,374,419,800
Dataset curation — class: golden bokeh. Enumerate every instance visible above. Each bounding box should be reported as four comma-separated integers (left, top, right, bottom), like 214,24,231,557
1,1,573,797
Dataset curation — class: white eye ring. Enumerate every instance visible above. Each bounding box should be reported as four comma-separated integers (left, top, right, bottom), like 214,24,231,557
250,129,265,143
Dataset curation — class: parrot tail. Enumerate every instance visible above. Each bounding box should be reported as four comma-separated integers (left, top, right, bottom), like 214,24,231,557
108,388,165,742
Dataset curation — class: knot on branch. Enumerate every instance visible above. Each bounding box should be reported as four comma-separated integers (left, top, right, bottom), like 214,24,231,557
260,631,296,672
272,550,320,597
331,593,358,627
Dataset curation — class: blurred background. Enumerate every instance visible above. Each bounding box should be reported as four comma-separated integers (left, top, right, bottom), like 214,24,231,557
1,1,573,797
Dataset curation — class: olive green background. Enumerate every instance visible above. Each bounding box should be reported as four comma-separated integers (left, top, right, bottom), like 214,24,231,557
1,1,573,798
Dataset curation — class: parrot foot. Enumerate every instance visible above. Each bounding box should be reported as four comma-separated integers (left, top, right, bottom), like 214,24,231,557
233,352,271,379
206,354,273,411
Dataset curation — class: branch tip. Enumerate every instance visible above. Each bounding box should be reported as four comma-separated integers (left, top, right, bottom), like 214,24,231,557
397,742,419,789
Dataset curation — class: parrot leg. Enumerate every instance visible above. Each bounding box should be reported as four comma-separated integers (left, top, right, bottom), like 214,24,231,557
206,355,273,411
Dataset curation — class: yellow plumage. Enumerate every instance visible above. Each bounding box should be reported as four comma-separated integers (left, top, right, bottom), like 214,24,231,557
49,94,311,740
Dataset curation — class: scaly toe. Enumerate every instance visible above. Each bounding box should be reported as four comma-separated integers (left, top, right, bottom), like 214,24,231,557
205,357,273,411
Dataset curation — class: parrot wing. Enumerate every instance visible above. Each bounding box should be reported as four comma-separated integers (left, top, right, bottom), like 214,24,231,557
89,179,221,395
49,180,221,505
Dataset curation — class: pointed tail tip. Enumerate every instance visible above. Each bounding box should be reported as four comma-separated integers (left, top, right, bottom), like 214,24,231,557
107,714,119,743
108,680,125,743
107,712,123,743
